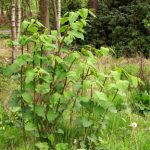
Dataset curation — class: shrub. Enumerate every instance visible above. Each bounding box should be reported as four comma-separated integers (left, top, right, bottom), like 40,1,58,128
4,9,140,149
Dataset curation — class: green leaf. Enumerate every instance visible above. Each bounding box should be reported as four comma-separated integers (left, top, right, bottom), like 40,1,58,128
81,48,93,58
100,47,110,56
108,106,117,113
28,24,38,33
69,31,84,40
82,117,93,127
65,51,80,64
19,35,29,46
40,34,51,43
111,71,121,80
82,80,92,94
70,21,83,30
99,100,112,109
27,19,38,34
93,91,108,101
51,30,58,36
60,25,68,32
55,56,63,63
98,72,107,81
64,35,74,45
51,93,61,105
116,80,129,91
47,110,59,122
80,19,87,26
60,17,69,25
22,92,33,104
36,20,44,27
43,75,52,83
88,10,96,18
129,75,138,88
48,134,55,145
21,20,30,32
69,12,79,23
36,83,50,94
3,63,20,76
56,143,69,150
79,8,88,19
25,70,35,84
57,129,64,134
35,105,45,118
25,122,36,131
45,43,56,51
35,142,49,150
108,83,117,90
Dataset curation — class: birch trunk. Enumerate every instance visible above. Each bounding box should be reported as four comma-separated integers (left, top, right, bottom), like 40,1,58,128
57,0,61,37
11,0,17,63
16,0,21,40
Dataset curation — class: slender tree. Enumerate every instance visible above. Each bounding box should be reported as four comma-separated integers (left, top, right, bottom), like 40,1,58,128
0,0,5,15
39,0,50,32
16,0,21,40
88,0,98,13
26,0,32,18
57,0,61,36
10,0,21,63
52,0,61,35
11,0,17,63
52,0,58,30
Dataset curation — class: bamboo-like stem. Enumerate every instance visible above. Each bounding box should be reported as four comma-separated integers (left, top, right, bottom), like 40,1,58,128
70,68,91,125
20,46,27,149
56,58,77,112
100,89,119,123
84,84,93,143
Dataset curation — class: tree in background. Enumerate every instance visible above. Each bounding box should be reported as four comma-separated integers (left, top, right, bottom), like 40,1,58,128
10,0,17,62
0,0,5,15
39,0,50,32
52,0,58,30
21,0,33,19
10,0,21,62
0,0,10,17
88,0,98,13
51,0,61,33
58,0,61,36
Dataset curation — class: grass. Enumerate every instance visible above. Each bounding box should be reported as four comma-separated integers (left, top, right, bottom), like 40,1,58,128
0,38,13,107
0,39,11,58
0,25,10,30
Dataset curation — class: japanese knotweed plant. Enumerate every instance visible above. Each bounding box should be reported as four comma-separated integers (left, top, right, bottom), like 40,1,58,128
4,9,141,150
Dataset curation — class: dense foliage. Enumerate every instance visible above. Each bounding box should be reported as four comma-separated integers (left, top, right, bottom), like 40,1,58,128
86,0,150,57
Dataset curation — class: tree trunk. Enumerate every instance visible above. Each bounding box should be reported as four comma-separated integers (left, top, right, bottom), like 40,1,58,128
88,0,98,13
26,0,32,19
57,0,61,37
1,7,4,15
11,0,17,63
16,0,21,40
39,0,50,32
52,0,58,30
